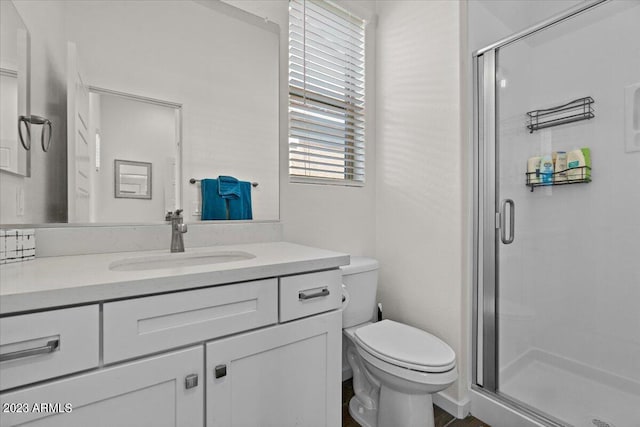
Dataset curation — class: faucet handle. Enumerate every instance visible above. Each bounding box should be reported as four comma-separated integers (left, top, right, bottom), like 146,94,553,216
166,209,184,221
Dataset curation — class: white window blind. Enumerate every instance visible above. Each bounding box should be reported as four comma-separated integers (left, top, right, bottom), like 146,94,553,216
289,0,365,184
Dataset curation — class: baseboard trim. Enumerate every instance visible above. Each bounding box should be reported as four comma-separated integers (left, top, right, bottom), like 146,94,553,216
470,388,546,427
433,391,471,419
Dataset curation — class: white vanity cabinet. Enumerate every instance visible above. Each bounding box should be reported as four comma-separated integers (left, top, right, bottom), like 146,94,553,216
0,265,344,427
0,346,204,427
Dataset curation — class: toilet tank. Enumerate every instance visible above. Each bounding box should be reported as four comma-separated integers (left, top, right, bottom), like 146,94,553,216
341,257,379,328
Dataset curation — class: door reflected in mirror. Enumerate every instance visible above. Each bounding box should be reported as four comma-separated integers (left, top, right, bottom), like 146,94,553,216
76,90,180,223
0,0,30,177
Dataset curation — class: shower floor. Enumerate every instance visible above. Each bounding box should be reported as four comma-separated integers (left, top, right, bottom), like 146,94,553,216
499,349,640,427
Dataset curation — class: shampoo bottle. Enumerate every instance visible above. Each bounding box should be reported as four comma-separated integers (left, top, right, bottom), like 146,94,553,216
554,151,568,182
581,147,591,181
567,148,591,181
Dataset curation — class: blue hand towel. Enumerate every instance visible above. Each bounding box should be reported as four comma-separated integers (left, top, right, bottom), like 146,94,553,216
227,181,253,220
218,175,240,199
201,179,227,220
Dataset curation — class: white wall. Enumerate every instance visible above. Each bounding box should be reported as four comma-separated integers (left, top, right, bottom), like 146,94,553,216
375,0,468,404
225,0,378,256
468,0,584,53
2,0,68,224
94,94,176,223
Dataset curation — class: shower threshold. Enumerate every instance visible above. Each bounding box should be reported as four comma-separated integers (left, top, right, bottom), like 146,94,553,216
499,349,640,427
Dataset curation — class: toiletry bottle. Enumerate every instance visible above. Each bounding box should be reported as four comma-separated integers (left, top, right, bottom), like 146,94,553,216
539,154,554,184
527,156,541,184
567,148,590,181
554,151,567,182
581,147,591,181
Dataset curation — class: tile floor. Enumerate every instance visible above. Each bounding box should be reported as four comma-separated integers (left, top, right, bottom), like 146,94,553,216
342,379,489,427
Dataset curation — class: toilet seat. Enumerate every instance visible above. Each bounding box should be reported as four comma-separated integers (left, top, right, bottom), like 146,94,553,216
355,343,459,388
354,320,456,373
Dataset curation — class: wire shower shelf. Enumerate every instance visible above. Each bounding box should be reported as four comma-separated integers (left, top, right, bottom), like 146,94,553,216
526,97,594,133
525,166,591,192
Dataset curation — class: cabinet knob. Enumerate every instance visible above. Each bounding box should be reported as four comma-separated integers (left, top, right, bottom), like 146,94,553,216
185,374,199,389
214,364,227,379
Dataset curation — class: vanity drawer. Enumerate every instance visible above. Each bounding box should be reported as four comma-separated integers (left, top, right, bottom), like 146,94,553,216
0,305,99,391
279,269,342,322
103,279,278,364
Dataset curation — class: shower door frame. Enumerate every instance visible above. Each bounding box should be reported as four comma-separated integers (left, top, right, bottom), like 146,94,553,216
471,1,609,425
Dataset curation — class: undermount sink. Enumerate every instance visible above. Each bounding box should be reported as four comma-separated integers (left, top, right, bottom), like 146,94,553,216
109,251,256,272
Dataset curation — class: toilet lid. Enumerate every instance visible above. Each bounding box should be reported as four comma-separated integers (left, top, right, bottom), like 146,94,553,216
354,320,456,373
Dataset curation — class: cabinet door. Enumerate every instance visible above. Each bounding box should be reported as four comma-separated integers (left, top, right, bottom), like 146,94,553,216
206,310,341,427
0,346,203,427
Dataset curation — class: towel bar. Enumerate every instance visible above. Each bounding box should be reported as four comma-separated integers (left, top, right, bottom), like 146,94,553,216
189,178,258,188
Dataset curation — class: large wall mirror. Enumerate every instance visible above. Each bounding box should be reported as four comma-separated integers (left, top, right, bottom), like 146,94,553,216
0,0,279,225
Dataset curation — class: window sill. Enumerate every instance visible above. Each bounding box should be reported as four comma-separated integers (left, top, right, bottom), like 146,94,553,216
289,176,365,187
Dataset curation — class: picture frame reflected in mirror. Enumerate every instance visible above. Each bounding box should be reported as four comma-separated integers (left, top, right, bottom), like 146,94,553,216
114,159,151,200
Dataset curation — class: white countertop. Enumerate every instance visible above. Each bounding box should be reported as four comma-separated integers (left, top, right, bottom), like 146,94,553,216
0,242,350,315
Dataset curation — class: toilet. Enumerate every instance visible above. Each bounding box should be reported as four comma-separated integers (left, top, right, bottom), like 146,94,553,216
341,257,458,427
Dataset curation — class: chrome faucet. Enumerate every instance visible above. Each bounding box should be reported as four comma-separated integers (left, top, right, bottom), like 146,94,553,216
165,209,187,253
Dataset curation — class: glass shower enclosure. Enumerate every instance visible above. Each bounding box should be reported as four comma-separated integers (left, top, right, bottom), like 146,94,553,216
473,1,640,426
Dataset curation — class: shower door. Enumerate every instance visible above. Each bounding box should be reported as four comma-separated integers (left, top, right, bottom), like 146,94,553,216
474,1,640,426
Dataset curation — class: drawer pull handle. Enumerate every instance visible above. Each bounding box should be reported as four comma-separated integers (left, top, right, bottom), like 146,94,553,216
0,339,60,362
299,288,330,300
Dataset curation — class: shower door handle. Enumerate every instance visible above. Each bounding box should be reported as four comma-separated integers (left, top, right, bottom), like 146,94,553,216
500,199,515,244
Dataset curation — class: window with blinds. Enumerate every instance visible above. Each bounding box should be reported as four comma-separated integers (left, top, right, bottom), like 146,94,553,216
288,0,365,185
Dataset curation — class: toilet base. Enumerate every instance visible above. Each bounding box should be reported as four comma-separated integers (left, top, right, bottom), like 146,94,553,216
377,384,435,427
348,385,437,427
349,395,378,427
